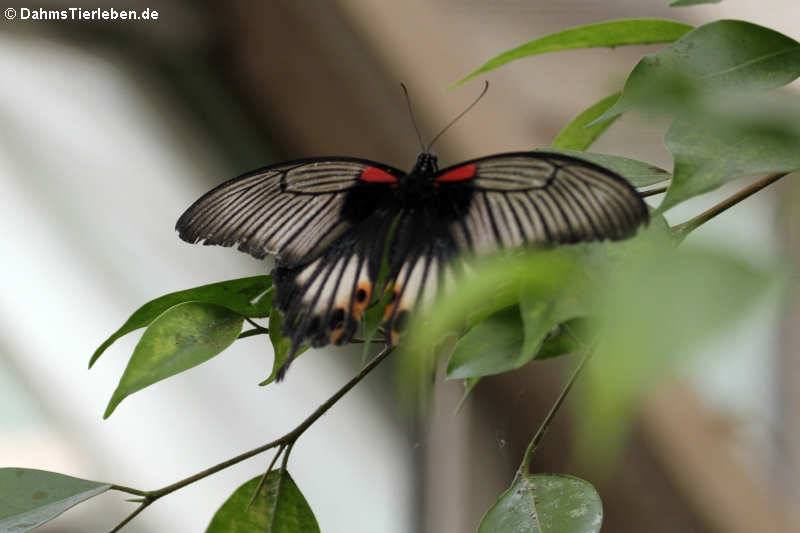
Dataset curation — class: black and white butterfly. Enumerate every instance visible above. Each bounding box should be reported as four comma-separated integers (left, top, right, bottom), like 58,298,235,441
176,149,649,373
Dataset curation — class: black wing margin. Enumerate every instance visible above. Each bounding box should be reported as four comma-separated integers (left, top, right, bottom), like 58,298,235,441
434,152,649,254
176,158,403,266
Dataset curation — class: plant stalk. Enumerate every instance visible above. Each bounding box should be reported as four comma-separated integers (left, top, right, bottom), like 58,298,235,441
671,172,789,241
108,345,394,532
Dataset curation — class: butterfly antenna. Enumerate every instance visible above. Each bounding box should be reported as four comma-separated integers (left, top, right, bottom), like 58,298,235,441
401,83,426,152
427,80,489,152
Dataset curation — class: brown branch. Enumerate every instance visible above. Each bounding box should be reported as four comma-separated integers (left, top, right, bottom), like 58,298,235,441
107,345,394,532
671,172,790,241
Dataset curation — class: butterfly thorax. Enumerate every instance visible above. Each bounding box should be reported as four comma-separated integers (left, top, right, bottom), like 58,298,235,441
395,152,439,206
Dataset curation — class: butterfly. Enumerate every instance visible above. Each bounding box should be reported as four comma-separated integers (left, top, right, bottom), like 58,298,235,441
175,149,649,376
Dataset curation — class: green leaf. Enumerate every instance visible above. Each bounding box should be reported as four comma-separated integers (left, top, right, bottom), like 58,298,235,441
478,473,602,533
104,301,244,418
453,19,693,87
0,468,111,533
446,276,589,380
551,93,622,151
660,103,800,211
91,276,272,367
260,306,308,386
533,148,671,188
206,472,319,533
576,238,776,467
596,20,800,122
519,283,585,360
446,306,525,379
397,250,578,411
456,376,481,410
535,321,582,360
670,0,721,6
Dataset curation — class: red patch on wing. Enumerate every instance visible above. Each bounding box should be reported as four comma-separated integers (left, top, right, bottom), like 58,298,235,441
360,166,398,184
435,163,476,185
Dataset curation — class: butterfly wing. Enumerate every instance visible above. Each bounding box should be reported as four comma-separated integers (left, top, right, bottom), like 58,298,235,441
379,151,650,342
380,208,460,344
432,151,649,254
176,157,403,266
272,206,399,353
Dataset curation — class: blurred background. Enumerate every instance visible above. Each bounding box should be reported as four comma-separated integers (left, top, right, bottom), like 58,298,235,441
1,1,798,532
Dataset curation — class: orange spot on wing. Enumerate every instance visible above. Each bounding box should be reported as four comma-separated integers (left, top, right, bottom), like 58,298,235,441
382,284,402,321
351,281,373,320
331,328,345,344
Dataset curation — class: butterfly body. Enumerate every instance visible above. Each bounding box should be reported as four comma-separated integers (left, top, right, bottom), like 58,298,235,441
177,150,649,376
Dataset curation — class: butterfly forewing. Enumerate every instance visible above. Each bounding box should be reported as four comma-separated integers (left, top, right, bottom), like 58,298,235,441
175,158,402,266
434,152,648,254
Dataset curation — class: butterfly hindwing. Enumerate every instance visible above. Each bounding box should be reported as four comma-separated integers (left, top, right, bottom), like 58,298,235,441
381,208,460,344
433,152,649,254
273,207,399,355
176,158,402,266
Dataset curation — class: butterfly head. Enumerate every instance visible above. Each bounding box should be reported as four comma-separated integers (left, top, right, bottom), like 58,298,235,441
412,152,439,177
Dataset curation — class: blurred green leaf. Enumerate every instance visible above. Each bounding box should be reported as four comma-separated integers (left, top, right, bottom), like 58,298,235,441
457,376,482,410
398,250,578,411
361,290,391,363
91,276,272,367
535,321,583,360
520,280,586,357
670,0,721,6
533,148,671,188
453,19,693,87
446,306,525,379
104,302,243,418
596,20,800,122
478,473,602,533
260,306,308,386
206,472,319,533
0,468,110,533
660,100,800,211
447,285,588,380
576,237,776,467
551,93,622,151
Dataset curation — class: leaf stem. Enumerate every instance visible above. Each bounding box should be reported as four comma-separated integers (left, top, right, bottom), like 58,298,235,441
108,500,153,533
238,328,270,339
245,317,267,330
671,172,789,241
248,444,286,508
106,345,394,532
520,345,592,475
110,484,149,497
640,185,668,197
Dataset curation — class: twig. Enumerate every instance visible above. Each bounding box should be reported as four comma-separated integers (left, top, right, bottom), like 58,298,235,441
248,444,287,508
640,185,668,197
108,500,153,533
519,345,593,475
238,328,270,339
245,317,267,330
107,346,394,532
671,172,789,241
